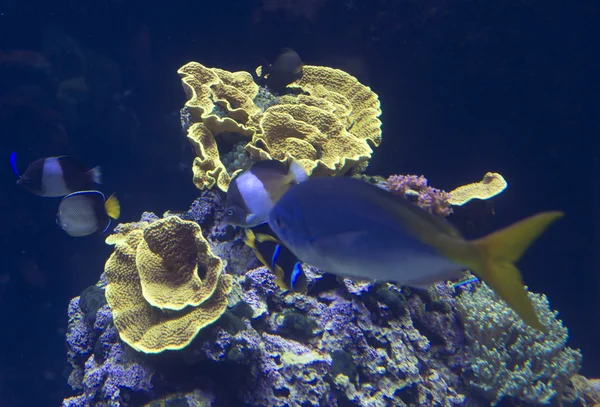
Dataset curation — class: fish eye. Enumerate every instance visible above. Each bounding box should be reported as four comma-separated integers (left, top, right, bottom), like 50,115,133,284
274,216,285,229
226,209,234,216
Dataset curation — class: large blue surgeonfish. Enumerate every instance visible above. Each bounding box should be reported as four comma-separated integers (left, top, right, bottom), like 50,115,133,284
269,176,564,332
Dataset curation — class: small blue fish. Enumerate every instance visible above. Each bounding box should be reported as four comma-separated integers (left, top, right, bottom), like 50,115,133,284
269,176,564,331
452,276,479,289
11,152,101,197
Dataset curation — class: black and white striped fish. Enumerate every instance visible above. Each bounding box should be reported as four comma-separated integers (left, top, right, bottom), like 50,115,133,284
223,158,308,228
11,152,101,197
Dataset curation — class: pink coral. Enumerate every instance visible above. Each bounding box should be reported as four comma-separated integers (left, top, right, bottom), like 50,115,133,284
384,174,453,217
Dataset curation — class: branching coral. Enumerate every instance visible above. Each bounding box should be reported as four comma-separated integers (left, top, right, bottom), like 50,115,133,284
454,283,582,406
104,216,233,353
178,62,382,191
384,174,453,217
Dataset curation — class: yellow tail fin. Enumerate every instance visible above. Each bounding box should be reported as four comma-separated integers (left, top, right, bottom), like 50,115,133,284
468,211,564,332
104,194,121,220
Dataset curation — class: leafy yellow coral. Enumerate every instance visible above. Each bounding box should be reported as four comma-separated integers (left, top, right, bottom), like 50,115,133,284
187,123,233,191
136,216,224,310
246,104,372,176
288,66,383,147
448,172,508,206
179,62,382,191
104,217,232,353
178,62,259,135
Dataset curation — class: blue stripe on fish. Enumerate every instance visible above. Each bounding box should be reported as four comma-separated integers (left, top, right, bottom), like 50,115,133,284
10,152,20,178
271,244,282,270
290,262,303,291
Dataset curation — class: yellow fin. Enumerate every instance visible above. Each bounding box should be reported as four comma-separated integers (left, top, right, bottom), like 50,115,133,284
104,194,121,220
244,229,290,291
468,211,564,332
273,264,289,291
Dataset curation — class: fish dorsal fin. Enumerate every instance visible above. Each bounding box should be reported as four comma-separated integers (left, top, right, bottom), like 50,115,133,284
368,182,462,241
244,228,273,269
285,157,308,184
63,189,105,200
251,159,289,174
243,228,258,248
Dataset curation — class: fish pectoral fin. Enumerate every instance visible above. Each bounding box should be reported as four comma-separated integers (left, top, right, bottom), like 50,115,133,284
308,231,367,254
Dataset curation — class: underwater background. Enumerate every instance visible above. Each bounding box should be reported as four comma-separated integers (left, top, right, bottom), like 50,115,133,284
0,0,596,406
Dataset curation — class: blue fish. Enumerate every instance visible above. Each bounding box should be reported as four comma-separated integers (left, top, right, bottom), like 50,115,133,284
268,176,564,331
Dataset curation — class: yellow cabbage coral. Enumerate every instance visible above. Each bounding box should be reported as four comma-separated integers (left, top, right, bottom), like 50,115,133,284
187,123,233,191
104,216,232,353
178,62,259,135
136,215,224,310
288,65,382,148
246,104,372,176
178,62,382,192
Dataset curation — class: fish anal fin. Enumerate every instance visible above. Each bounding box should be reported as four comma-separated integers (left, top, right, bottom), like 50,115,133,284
406,268,464,289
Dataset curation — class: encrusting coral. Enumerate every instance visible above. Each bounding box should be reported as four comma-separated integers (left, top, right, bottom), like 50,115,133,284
454,283,582,406
448,172,507,206
104,216,233,354
178,61,382,191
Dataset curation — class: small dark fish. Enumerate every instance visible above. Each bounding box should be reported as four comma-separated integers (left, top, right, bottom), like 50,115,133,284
56,190,120,237
244,225,308,293
260,48,303,93
224,158,308,228
269,176,565,332
11,153,101,197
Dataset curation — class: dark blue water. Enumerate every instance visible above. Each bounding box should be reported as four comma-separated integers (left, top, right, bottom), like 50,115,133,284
0,0,595,405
